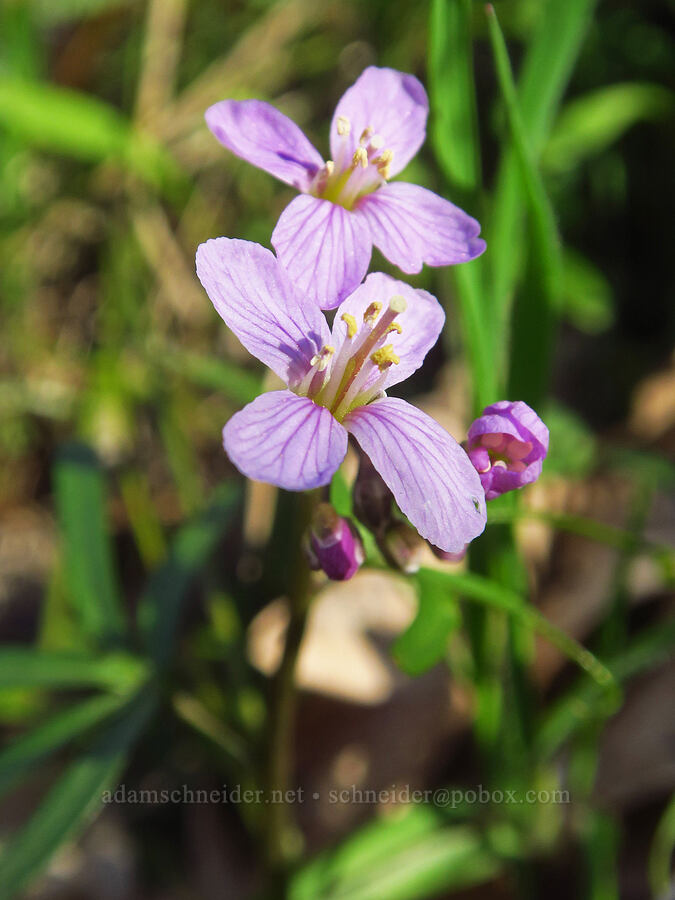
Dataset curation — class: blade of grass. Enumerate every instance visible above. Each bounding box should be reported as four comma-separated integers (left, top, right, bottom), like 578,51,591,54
0,694,126,799
138,482,241,668
0,648,148,693
490,0,597,338
428,0,481,194
394,570,461,676
415,568,616,692
54,443,125,646
0,689,155,899
648,793,675,900
485,3,563,407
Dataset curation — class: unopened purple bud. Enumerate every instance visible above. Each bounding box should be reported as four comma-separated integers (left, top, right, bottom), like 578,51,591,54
352,454,393,534
467,401,549,500
305,503,364,581
378,521,426,574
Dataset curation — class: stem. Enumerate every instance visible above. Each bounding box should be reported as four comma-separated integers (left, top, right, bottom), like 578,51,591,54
263,493,314,884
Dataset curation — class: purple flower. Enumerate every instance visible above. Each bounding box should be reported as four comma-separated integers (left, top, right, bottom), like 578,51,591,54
196,238,487,553
304,503,364,581
467,401,549,501
205,66,486,310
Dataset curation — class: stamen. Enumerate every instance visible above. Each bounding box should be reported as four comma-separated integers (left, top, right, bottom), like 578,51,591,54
363,302,382,325
310,345,335,371
387,322,402,335
336,116,351,136
375,149,394,180
371,345,400,370
324,160,335,176
359,125,374,145
341,313,358,339
352,147,368,169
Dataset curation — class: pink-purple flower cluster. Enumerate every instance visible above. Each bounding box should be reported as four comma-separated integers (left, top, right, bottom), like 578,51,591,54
196,66,548,580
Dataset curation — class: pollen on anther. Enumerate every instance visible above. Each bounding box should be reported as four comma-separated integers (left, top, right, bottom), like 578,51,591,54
336,116,351,136
341,313,358,338
387,322,403,335
359,125,374,144
371,345,400,369
324,160,335,176
363,301,382,324
352,147,368,168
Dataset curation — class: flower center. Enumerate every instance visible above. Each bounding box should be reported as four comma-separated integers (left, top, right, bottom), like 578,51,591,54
310,116,394,210
294,294,406,421
470,434,533,475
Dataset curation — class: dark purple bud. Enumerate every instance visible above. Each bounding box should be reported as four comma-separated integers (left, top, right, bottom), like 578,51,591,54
377,521,426,574
352,453,393,534
467,401,549,501
304,503,364,581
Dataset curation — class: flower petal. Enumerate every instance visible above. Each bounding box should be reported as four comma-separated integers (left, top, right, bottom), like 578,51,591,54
196,238,331,387
356,183,486,273
205,99,324,191
272,194,372,310
345,398,486,552
331,272,445,389
223,391,348,491
330,67,428,178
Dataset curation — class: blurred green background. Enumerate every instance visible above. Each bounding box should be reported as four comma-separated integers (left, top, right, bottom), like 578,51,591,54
0,0,674,898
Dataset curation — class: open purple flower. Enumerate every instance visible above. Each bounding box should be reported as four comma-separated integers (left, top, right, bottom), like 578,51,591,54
467,401,549,501
196,238,486,553
205,66,486,310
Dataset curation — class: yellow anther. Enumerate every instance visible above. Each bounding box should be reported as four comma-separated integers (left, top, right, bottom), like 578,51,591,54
324,160,335,176
310,345,335,371
352,147,368,168
359,125,374,145
363,301,382,324
376,149,394,167
336,116,351,136
369,134,384,150
389,294,407,314
387,322,403,335
371,345,400,370
341,313,358,338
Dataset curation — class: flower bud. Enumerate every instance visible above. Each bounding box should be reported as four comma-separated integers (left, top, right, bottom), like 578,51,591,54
467,401,549,501
304,503,364,581
377,521,426,574
352,454,393,534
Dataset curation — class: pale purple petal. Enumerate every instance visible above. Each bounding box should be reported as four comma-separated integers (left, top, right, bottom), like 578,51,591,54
330,67,428,178
356,183,486,274
205,99,323,191
272,195,372,310
223,391,348,491
196,238,330,387
345,398,486,552
331,272,445,389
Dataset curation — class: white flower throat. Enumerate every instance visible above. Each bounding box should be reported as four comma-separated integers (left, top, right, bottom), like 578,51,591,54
311,116,394,210
294,294,407,422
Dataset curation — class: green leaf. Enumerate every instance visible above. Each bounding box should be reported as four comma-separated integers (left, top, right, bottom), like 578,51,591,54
138,483,241,668
561,248,614,334
330,468,353,519
0,78,183,192
0,648,148,693
54,443,124,646
428,0,481,192
648,793,675,900
394,570,461,676
416,568,616,692
543,83,674,173
0,689,155,899
291,806,501,900
0,694,126,799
